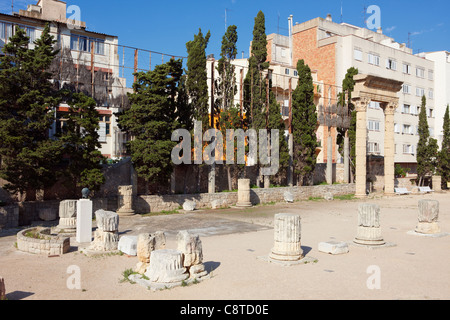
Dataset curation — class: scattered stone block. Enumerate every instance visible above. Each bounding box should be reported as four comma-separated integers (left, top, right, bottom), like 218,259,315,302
416,200,440,234
144,249,189,283
284,191,294,203
324,192,334,201
318,241,349,255
118,236,138,256
57,200,77,232
183,200,197,211
89,210,119,251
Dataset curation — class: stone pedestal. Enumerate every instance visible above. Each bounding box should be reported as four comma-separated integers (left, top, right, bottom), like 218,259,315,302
57,200,77,232
269,213,303,261
354,203,385,246
117,185,135,216
145,249,189,283
432,176,442,193
89,210,119,251
236,179,252,207
416,200,440,234
76,199,92,243
177,231,207,279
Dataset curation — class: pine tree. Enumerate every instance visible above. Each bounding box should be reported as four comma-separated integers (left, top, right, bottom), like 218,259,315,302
439,105,450,189
59,92,106,193
186,29,211,132
243,11,269,131
417,95,436,185
292,59,319,186
0,24,63,198
117,58,183,189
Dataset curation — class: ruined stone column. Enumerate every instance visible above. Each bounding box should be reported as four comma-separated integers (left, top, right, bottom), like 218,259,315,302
57,200,77,232
432,176,442,193
117,185,135,216
416,200,440,234
384,102,397,195
269,213,303,261
145,249,189,283
177,230,207,279
354,203,385,246
89,210,119,251
236,179,252,207
354,98,369,198
135,232,166,274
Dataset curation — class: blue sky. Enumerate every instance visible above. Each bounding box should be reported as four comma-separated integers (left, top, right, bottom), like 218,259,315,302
3,0,449,60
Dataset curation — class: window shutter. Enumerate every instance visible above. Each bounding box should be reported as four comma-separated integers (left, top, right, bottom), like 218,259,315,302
98,122,106,142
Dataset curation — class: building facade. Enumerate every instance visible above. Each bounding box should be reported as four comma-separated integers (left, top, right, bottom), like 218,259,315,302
267,15,441,174
1,0,129,159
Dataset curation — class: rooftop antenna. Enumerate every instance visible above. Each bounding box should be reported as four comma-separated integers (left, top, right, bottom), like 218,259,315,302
277,11,280,34
11,0,14,14
407,32,411,48
341,0,343,23
362,4,368,27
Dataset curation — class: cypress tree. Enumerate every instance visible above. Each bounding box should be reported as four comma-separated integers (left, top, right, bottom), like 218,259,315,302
292,59,319,186
0,24,63,198
117,58,183,190
186,29,211,132
439,105,450,188
244,11,269,131
417,95,436,185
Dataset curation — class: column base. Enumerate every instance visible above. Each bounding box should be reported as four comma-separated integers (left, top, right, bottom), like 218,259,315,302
236,202,252,208
117,210,135,216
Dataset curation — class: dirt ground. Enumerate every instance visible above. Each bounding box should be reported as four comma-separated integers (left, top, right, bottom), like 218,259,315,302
0,191,449,301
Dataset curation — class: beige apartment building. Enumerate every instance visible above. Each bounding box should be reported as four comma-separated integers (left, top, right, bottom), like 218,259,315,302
266,14,440,174
0,0,129,159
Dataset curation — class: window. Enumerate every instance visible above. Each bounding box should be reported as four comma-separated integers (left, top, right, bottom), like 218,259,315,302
402,84,411,94
428,89,434,100
403,124,412,135
70,34,105,55
403,63,411,74
428,108,434,118
416,87,425,97
416,67,425,78
354,48,363,61
394,123,400,134
368,53,380,66
386,58,397,70
285,68,290,75
282,100,290,117
293,70,298,77
368,142,380,154
368,120,380,131
368,101,381,110
402,104,411,114
403,144,415,155
0,22,13,44
26,27,35,43
428,70,434,81
281,48,286,58
98,115,111,142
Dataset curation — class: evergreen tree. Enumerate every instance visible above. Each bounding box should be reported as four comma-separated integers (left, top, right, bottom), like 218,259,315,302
59,92,106,193
117,58,183,189
0,24,63,197
243,11,269,131
336,67,358,181
215,25,238,113
186,29,211,132
417,95,436,185
438,105,450,189
292,59,319,186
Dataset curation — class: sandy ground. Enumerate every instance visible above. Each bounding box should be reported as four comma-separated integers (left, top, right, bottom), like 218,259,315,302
0,191,449,301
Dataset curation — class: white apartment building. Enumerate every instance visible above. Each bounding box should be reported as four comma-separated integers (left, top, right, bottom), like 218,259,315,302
423,51,450,148
0,0,129,159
